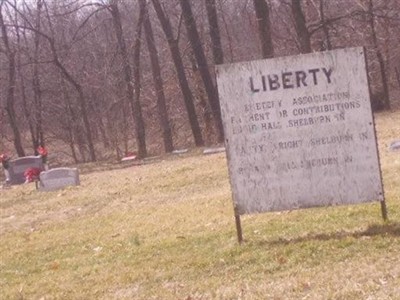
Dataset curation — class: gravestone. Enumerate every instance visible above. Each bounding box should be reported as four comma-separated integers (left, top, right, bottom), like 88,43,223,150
203,147,226,155
39,168,80,191
389,140,400,152
172,149,189,155
7,156,44,185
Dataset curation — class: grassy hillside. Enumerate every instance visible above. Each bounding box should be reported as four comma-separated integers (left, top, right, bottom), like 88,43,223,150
1,111,399,299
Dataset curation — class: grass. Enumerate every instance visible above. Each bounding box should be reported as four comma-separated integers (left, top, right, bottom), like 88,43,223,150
1,110,400,299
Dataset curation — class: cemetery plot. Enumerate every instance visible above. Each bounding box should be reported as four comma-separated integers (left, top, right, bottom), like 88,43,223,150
39,168,80,191
6,156,44,185
216,47,384,215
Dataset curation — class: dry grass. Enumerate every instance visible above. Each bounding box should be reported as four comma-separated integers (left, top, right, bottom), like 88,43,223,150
1,111,399,299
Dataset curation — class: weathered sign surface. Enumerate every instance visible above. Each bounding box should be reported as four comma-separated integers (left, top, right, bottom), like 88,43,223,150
216,47,383,215
7,156,43,185
39,168,80,191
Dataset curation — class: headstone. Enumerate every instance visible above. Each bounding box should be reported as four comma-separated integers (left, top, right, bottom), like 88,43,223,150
216,47,384,215
7,156,44,185
203,147,226,155
39,168,80,191
389,140,400,152
172,149,189,155
121,155,137,162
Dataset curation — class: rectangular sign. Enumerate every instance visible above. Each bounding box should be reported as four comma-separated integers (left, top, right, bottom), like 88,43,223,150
216,47,383,215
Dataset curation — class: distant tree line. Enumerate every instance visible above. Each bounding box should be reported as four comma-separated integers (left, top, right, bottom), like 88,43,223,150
1,0,399,163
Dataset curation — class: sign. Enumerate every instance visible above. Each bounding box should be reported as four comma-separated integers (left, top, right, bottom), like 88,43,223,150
216,47,384,215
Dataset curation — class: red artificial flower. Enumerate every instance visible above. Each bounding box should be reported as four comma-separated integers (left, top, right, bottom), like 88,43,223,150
1,153,11,169
125,151,137,158
37,146,48,157
24,167,42,183
0,153,10,163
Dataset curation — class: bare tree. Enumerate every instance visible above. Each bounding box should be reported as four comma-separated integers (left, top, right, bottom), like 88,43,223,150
205,0,224,64
152,0,204,147
139,0,173,153
368,0,390,109
253,0,274,58
319,0,332,50
0,2,25,156
291,0,312,53
179,0,224,143
109,0,147,158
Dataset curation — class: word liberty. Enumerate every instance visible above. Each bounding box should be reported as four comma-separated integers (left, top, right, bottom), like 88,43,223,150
249,67,333,92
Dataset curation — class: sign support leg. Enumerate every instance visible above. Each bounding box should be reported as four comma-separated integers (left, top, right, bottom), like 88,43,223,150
380,200,388,221
235,214,243,244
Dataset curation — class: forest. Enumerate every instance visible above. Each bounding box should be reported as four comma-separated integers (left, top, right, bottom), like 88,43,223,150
1,0,399,164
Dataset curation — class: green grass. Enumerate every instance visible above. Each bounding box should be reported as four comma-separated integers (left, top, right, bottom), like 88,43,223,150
1,111,400,299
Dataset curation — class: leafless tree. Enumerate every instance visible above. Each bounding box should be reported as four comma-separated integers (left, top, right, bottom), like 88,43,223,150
109,0,147,158
152,0,204,147
205,0,224,64
179,0,224,143
139,0,173,153
0,1,25,156
291,0,312,53
253,0,274,58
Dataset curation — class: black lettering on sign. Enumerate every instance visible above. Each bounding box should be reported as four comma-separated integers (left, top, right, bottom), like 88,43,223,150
244,101,275,111
249,67,333,93
333,113,345,121
250,144,267,153
279,110,288,118
288,115,331,128
310,134,353,147
278,140,303,150
261,122,281,130
344,155,353,163
359,132,368,140
249,112,270,122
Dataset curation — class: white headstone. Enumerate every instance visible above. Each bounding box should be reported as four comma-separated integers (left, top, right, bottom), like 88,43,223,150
203,147,226,155
216,47,384,215
7,156,44,185
39,168,80,191
389,140,400,152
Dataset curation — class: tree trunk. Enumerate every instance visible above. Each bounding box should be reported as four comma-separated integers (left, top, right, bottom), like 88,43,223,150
16,27,37,153
395,67,400,89
133,3,146,157
205,0,224,64
291,0,312,53
109,0,147,158
253,0,274,58
52,56,96,161
152,0,204,147
60,77,79,164
319,0,332,50
140,0,174,153
43,4,97,161
368,0,390,110
0,5,25,157
179,0,224,143
33,0,44,148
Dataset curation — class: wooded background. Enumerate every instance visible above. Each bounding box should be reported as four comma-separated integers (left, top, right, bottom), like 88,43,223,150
1,0,399,164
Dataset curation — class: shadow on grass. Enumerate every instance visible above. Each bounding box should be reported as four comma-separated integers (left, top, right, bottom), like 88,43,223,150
265,223,400,246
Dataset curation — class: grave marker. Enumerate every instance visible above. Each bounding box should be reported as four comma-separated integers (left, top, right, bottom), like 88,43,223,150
39,168,80,191
7,156,44,185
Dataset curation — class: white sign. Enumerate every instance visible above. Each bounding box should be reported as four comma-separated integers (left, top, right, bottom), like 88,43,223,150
216,47,383,215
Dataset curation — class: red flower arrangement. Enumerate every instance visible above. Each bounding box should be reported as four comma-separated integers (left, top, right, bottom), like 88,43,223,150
1,153,11,170
24,167,42,183
37,146,48,164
